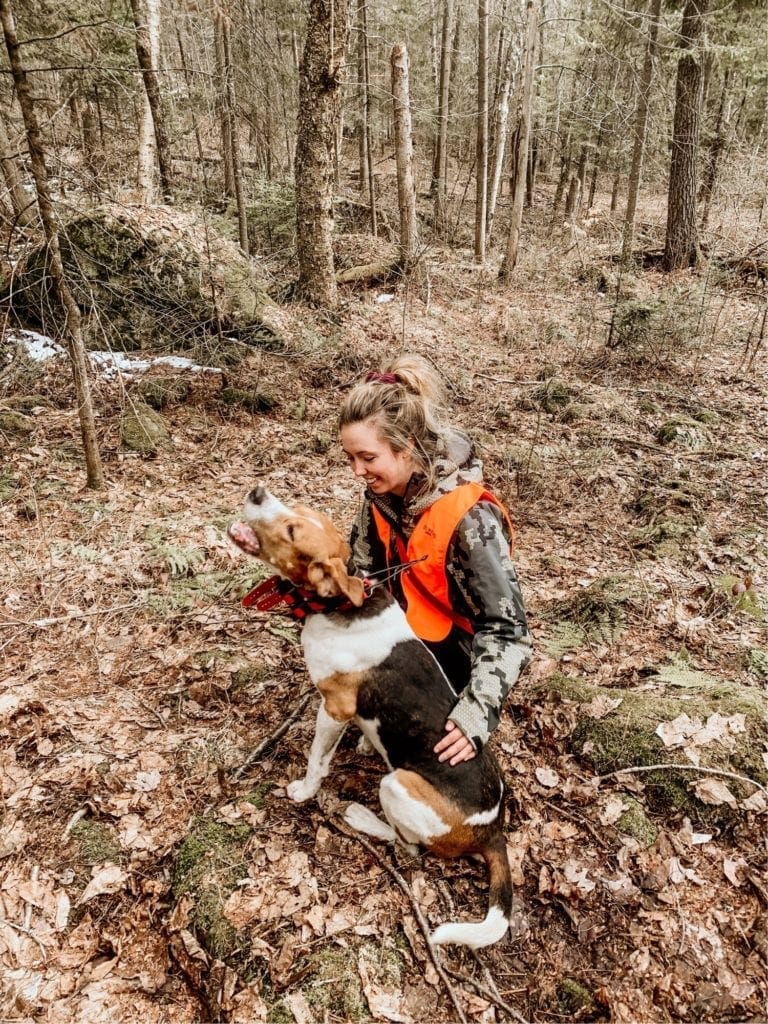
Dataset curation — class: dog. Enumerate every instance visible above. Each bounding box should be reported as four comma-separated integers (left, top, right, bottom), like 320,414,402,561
229,485,514,949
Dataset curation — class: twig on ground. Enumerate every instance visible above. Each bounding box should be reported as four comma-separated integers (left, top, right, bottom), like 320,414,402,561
599,763,767,794
0,601,145,629
331,816,469,1024
444,965,529,1023
545,800,611,849
231,690,313,781
0,917,48,956
114,684,167,728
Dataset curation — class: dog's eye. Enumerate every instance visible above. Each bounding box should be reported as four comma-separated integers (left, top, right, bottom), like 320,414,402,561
286,524,295,541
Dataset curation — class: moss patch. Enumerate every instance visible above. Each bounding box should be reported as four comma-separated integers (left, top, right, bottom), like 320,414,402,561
616,797,658,848
527,670,768,825
557,978,595,1016
70,820,123,866
171,817,252,962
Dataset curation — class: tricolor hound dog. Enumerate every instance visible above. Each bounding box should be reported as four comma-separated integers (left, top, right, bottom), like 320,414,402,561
229,485,514,949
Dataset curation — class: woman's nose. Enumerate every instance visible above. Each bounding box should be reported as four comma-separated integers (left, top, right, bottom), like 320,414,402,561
352,461,366,477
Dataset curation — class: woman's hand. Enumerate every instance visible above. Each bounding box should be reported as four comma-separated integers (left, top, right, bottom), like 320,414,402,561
434,720,476,765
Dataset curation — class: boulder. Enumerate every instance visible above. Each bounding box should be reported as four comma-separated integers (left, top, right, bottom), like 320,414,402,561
3,204,295,355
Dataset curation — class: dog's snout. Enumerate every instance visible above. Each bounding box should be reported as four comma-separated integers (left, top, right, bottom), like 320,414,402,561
247,486,266,506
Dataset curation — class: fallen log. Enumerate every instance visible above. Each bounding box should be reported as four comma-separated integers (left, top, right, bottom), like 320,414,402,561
335,259,399,284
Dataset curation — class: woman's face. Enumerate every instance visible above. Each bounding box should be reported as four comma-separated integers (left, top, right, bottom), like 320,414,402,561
340,419,417,497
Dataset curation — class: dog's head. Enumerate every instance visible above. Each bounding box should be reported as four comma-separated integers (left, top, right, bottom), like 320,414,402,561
229,486,366,606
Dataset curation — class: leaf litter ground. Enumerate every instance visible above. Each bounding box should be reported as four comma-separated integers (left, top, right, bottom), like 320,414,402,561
1,243,767,1023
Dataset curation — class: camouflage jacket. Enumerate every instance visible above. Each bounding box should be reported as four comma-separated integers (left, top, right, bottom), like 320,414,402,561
349,430,532,749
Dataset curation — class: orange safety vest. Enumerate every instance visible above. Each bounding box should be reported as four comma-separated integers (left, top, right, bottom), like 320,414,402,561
370,482,514,643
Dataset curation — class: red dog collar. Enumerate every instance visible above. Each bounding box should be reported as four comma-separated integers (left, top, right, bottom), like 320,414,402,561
242,574,371,620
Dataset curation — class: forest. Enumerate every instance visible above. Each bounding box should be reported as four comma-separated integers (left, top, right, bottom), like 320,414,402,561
0,0,766,1021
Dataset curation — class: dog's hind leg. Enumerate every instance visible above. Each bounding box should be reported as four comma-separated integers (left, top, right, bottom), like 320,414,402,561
287,702,347,803
343,800,420,855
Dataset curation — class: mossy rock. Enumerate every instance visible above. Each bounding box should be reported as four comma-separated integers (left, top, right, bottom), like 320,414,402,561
656,417,708,450
3,394,52,413
0,410,34,436
138,376,191,410
120,403,170,454
526,670,768,825
0,473,19,503
220,387,279,413
172,816,252,963
531,379,575,415
2,204,294,355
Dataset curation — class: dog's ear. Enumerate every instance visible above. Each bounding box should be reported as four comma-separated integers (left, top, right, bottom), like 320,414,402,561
308,558,366,606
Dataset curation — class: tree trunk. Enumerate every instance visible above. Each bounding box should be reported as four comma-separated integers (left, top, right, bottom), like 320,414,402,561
391,43,419,268
621,0,662,266
216,8,248,254
486,40,513,244
564,144,587,221
174,19,209,193
359,0,377,235
129,0,172,199
214,12,235,196
700,67,731,230
136,0,160,199
500,0,536,280
663,0,709,272
295,0,350,307
432,0,454,235
474,0,489,262
0,0,104,489
0,110,35,226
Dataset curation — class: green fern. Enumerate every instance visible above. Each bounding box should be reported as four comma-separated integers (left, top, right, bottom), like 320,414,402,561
542,621,586,658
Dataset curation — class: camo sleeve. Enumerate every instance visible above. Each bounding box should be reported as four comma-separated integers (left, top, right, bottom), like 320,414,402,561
445,502,532,749
348,499,387,576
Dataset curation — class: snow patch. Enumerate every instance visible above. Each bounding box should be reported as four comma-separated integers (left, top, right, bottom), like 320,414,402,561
10,329,221,378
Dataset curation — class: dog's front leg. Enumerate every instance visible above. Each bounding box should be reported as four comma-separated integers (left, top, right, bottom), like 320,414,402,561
286,701,347,803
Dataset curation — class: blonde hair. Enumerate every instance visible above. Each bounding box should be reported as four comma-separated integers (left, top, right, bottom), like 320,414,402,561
339,354,450,481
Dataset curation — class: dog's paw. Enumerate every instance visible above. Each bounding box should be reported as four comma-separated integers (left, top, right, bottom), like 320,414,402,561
286,778,318,803
356,734,375,755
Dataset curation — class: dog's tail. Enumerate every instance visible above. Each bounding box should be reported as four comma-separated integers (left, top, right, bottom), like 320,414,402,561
429,833,513,949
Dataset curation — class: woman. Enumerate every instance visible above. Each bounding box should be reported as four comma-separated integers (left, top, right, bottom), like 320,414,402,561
339,354,532,766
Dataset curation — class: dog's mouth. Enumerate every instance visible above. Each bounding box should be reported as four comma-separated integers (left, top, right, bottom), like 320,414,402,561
228,521,261,557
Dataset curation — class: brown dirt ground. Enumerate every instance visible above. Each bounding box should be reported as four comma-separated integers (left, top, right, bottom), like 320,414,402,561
1,201,767,1023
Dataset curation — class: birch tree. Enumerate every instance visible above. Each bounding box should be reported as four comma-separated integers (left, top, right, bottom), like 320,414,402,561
500,0,536,279
129,0,173,199
474,0,490,262
136,0,160,199
391,43,418,268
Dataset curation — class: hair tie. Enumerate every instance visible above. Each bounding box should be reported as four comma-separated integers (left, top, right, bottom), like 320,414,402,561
365,371,398,384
